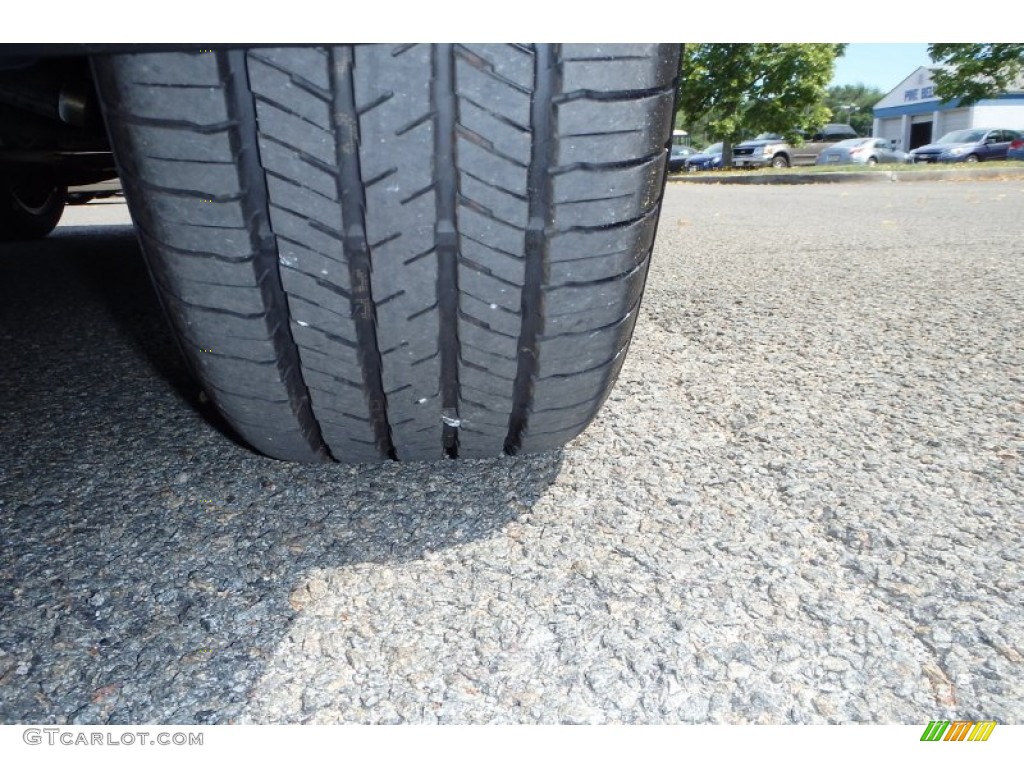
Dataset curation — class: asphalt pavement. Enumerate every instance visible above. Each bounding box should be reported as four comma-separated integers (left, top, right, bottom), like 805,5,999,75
1,183,1021,724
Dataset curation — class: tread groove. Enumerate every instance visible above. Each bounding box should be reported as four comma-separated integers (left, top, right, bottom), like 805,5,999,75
285,279,353,311
504,43,556,455
457,92,531,134
558,208,655,235
356,89,395,116
433,43,462,457
555,84,676,103
461,231,523,261
459,310,518,338
99,107,237,134
264,168,338,204
134,223,249,263
329,45,397,460
400,183,436,205
156,284,269,319
364,166,398,188
258,131,340,176
403,245,436,266
460,167,529,202
248,52,332,100
394,111,434,137
408,301,439,321
221,49,329,460
290,320,359,350
457,196,525,231
140,153,236,166
539,341,630,380
254,93,332,133
539,294,642,339
546,249,649,290
459,255,521,288
456,124,531,169
551,151,664,175
460,338,519,363
274,233,348,268
454,45,533,95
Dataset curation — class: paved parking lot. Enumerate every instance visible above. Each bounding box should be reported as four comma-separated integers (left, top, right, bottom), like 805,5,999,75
1,182,1022,723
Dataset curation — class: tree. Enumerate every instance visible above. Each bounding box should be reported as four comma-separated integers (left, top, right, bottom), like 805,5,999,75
825,83,885,137
676,44,845,166
928,44,1024,106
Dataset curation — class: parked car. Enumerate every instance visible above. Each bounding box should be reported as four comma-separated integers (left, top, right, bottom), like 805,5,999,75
910,128,1023,163
668,143,700,171
733,124,859,168
1007,137,1024,161
732,133,790,168
816,137,909,166
684,142,723,171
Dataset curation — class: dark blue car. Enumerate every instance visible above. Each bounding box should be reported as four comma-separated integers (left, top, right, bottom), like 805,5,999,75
684,142,724,172
910,128,1023,163
668,144,701,171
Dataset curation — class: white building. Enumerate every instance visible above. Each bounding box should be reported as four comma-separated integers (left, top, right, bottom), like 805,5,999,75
872,66,1024,150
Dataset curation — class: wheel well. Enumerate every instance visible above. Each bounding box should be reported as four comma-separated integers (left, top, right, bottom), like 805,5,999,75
0,55,116,187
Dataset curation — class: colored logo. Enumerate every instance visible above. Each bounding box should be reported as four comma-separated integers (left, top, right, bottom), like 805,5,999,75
921,721,996,742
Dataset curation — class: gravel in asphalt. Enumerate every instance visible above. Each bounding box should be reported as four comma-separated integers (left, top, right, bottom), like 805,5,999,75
0,183,1021,724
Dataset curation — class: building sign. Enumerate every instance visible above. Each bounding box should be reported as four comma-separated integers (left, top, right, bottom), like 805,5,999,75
904,86,935,102
875,66,942,111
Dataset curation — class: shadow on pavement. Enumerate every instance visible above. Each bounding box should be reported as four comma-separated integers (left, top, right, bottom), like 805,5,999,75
0,224,565,723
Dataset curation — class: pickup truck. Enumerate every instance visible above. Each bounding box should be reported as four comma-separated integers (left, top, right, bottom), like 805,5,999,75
733,124,859,168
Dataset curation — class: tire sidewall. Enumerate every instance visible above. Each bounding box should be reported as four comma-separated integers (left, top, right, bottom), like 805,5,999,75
0,180,67,241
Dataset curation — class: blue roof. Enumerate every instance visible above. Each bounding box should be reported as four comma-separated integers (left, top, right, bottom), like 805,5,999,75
874,93,1024,118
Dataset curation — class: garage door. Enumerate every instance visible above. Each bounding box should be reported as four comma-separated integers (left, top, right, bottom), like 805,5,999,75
877,118,902,144
942,109,970,134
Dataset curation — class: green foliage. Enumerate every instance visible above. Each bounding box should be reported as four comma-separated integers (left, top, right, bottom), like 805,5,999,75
928,44,1024,106
676,44,845,153
673,108,714,149
825,83,885,136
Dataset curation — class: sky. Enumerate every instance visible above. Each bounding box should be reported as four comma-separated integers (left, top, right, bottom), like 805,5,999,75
830,44,933,93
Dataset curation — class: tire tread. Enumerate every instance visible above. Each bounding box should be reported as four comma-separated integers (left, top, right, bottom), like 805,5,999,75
93,44,678,462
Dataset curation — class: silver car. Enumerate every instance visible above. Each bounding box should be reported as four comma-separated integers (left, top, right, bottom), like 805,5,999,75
816,138,909,166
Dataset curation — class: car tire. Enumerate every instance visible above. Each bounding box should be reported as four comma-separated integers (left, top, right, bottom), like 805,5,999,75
92,44,679,463
0,180,66,241
66,192,96,206
965,154,979,163
771,154,789,169
866,156,878,166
